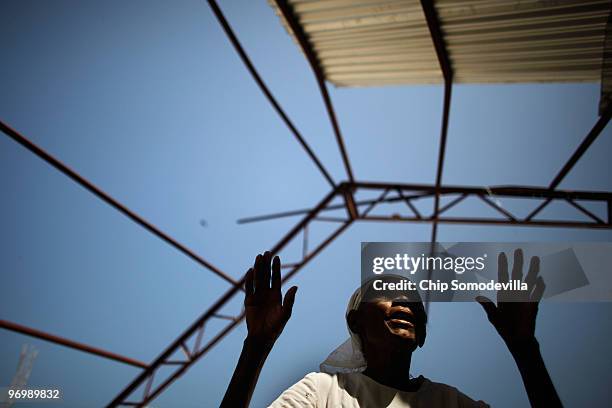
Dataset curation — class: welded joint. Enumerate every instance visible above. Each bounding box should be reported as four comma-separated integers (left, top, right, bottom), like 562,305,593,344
342,189,359,220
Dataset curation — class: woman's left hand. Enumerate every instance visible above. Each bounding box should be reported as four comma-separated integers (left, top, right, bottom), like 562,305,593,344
476,249,545,349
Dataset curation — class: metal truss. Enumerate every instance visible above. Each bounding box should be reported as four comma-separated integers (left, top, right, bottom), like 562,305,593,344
0,0,610,407
241,182,612,230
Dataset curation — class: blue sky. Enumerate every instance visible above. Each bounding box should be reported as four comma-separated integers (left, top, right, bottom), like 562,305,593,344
1,1,611,407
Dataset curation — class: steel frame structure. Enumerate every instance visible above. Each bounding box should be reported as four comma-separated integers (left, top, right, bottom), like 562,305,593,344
1,0,611,406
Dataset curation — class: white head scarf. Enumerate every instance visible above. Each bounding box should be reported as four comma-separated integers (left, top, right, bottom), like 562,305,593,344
319,282,367,374
319,276,426,374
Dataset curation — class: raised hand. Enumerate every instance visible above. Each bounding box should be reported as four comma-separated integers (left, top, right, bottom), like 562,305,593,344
244,251,298,345
476,250,563,407
476,249,545,348
220,252,298,408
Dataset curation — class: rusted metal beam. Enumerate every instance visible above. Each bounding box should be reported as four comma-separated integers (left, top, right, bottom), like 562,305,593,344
0,320,148,370
430,81,453,246
274,0,355,184
360,215,611,229
420,0,453,83
207,0,336,188
421,0,454,309
353,181,612,200
0,120,237,286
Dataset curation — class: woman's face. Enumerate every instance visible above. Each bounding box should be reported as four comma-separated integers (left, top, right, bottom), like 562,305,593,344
351,294,425,354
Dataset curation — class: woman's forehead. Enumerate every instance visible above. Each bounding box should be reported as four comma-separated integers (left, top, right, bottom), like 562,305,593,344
361,290,421,303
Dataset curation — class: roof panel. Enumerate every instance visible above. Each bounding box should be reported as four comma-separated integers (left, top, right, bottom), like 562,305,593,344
269,0,610,86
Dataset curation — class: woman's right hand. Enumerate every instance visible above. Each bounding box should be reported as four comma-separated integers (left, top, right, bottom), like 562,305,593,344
244,251,298,346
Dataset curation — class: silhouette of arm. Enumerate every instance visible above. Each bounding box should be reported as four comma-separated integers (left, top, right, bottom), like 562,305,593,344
220,252,297,408
477,249,562,408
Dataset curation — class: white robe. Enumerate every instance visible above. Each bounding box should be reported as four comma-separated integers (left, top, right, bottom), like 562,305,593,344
269,372,489,408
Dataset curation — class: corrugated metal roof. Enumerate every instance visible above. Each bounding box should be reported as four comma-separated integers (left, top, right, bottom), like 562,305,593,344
270,0,610,87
